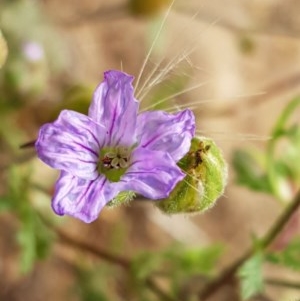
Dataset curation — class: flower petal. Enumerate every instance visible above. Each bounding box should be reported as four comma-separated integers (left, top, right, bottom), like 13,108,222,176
136,109,195,162
120,148,185,199
89,70,139,146
35,110,107,180
52,171,119,223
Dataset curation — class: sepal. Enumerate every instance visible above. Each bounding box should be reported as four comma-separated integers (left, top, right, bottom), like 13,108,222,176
107,191,136,208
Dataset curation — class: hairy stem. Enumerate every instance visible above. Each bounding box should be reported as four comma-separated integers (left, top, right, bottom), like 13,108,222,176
55,227,131,269
198,190,300,300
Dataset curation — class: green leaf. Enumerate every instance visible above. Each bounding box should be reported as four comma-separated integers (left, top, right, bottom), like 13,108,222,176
0,195,13,212
266,237,300,271
17,217,36,273
130,253,159,300
270,97,300,139
165,244,224,276
279,125,300,184
232,149,271,193
163,244,223,297
238,253,264,300
131,244,223,300
131,251,164,281
75,267,110,301
17,213,53,273
5,166,53,272
266,97,300,200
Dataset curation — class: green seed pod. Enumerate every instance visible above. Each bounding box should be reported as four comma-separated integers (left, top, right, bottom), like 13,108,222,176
0,30,8,68
156,136,228,214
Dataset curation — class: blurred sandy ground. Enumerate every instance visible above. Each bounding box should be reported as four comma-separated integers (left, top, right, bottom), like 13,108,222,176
1,0,300,300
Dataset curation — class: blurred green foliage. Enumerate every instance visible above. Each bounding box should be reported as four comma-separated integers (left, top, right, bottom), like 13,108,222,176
266,237,300,271
130,244,223,299
75,265,113,301
234,97,300,300
233,97,300,202
233,149,272,193
2,166,53,273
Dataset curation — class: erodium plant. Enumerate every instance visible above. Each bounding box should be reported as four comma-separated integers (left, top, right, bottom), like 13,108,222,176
34,1,229,223
35,70,196,223
2,1,300,301
35,66,228,222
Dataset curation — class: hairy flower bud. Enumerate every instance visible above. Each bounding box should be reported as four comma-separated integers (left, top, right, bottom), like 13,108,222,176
156,136,228,214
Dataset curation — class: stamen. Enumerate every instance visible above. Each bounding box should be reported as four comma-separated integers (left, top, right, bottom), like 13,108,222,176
100,147,130,170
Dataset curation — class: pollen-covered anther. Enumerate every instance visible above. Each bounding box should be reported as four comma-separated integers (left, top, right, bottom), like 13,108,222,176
102,147,130,169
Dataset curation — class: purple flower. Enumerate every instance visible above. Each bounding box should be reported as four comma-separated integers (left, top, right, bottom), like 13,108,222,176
22,41,44,62
35,70,195,223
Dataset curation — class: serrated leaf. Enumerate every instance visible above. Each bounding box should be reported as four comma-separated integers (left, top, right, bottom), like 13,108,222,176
238,253,264,300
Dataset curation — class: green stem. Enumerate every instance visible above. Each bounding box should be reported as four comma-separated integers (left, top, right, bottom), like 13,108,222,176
55,226,131,269
198,190,300,300
272,97,300,136
38,212,130,268
266,97,300,200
